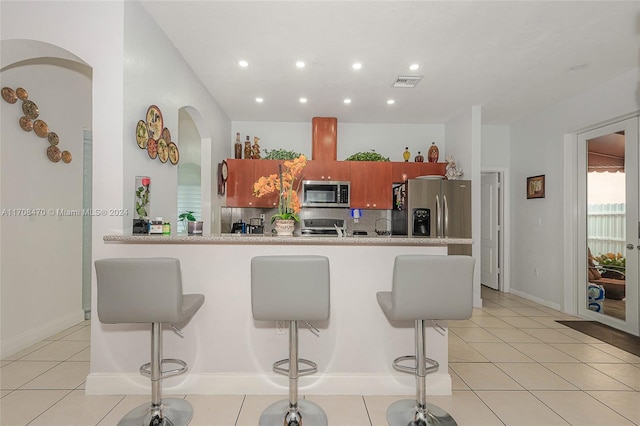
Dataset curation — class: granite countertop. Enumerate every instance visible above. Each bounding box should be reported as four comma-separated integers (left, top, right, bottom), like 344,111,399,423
103,234,472,246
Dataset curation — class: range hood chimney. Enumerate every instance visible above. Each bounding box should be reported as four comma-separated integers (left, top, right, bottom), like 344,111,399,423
312,117,337,161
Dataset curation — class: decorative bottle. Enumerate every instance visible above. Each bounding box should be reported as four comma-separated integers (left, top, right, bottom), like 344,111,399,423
414,151,424,162
234,132,242,159
403,147,411,162
244,136,252,159
428,142,439,163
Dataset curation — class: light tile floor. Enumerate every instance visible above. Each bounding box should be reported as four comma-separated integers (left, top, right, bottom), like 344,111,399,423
2,287,639,425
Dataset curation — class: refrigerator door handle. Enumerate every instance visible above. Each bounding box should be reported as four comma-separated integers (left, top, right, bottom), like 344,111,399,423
435,194,441,237
443,194,449,237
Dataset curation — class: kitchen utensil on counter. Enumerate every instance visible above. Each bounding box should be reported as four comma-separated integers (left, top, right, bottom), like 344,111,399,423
248,218,264,234
231,219,245,234
375,218,391,236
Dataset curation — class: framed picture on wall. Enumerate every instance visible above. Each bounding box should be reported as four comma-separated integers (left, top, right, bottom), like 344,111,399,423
527,175,545,199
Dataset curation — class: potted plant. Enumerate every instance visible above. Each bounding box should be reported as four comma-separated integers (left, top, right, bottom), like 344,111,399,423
253,154,307,235
179,210,202,235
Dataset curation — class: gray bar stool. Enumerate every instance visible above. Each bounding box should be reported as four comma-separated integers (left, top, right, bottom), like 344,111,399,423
95,258,205,426
377,255,474,426
251,255,330,426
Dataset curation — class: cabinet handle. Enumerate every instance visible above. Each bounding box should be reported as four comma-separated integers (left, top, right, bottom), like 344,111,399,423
249,202,253,206
327,176,331,180
373,204,376,207
321,176,325,180
366,203,370,207
272,202,277,206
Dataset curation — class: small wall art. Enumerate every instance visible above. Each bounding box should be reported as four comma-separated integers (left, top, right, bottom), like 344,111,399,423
2,86,72,164
527,175,545,199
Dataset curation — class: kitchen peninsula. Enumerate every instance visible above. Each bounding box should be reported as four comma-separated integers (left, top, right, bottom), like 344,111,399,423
87,234,472,397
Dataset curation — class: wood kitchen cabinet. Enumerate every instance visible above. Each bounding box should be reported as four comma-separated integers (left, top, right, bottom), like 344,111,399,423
391,162,447,182
349,161,392,209
302,160,350,181
226,159,282,207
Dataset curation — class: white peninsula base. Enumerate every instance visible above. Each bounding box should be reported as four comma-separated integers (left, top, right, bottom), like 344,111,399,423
87,238,466,396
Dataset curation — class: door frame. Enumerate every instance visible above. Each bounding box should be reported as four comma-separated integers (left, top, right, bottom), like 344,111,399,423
572,117,639,335
480,167,510,294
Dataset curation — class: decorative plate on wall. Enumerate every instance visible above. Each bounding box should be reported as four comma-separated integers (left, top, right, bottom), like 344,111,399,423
147,138,158,159
136,120,148,148
157,138,169,163
2,87,17,104
33,119,49,138
16,87,28,101
168,142,179,165
61,150,72,163
19,116,33,132
48,132,59,146
146,105,163,140
22,100,39,119
162,127,171,143
47,145,61,163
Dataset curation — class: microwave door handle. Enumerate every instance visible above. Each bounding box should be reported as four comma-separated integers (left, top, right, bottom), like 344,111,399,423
443,194,449,237
435,194,441,237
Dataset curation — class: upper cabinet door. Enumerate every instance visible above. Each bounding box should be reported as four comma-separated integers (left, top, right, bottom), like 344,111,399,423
302,160,350,181
226,159,282,207
349,161,392,209
391,162,447,182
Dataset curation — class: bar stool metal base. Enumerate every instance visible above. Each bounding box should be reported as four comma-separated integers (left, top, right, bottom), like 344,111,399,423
258,399,328,426
386,399,457,426
117,398,193,426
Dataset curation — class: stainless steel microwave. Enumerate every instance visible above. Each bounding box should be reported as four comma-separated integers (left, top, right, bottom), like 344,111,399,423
301,180,350,208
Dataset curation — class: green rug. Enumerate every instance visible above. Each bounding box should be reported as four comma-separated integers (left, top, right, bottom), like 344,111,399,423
556,320,640,357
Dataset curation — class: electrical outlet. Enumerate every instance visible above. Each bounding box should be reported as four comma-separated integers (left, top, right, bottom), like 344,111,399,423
276,321,286,335
260,213,265,221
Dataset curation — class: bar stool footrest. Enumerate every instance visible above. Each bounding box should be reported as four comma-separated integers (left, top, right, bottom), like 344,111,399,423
140,358,188,378
273,358,318,376
392,355,439,375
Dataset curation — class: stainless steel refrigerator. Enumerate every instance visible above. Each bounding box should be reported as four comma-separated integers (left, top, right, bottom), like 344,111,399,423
392,178,471,255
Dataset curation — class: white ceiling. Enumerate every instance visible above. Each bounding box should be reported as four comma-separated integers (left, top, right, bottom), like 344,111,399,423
142,1,640,125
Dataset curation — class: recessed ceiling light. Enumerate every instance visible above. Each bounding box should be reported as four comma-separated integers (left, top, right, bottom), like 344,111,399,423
409,63,420,71
352,62,362,70
255,97,264,103
387,99,395,105
299,97,307,103
296,61,305,68
343,98,352,104
238,60,249,67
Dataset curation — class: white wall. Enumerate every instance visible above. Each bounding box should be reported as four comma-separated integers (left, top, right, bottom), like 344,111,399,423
0,59,91,356
509,67,639,309
123,1,230,233
0,0,231,360
232,121,445,162
445,107,482,306
481,125,510,169
0,0,123,357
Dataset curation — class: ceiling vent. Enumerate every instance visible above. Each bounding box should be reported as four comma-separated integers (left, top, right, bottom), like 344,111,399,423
391,75,422,88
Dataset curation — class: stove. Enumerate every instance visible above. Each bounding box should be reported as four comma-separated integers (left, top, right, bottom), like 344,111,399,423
300,218,345,236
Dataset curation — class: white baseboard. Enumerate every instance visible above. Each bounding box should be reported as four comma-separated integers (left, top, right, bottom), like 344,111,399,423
0,309,85,358
85,372,452,396
508,289,562,311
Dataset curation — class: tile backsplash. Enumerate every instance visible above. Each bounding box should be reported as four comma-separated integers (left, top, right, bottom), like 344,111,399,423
221,207,391,236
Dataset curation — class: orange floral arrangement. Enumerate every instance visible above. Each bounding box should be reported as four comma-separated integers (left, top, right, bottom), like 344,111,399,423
253,155,307,222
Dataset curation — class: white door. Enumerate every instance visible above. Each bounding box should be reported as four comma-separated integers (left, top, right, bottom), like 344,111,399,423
578,117,639,335
481,172,500,290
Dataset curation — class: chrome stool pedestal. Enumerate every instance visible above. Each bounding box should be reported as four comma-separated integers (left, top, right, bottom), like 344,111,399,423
251,255,330,426
377,255,475,426
95,258,204,426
